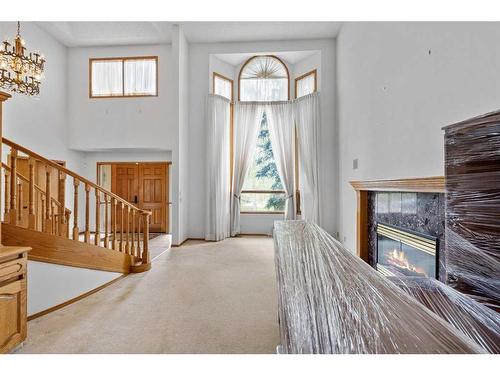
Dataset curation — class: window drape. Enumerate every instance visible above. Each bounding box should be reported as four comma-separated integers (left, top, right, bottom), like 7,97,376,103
231,102,266,236
265,102,296,220
205,95,231,241
124,59,156,96
294,92,321,224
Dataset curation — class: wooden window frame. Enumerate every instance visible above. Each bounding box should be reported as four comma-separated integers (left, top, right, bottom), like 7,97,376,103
212,72,234,101
89,56,159,99
236,55,291,215
238,55,290,102
294,69,317,99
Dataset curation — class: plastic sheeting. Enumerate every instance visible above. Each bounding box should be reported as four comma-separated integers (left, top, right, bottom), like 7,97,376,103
388,276,500,353
443,112,500,310
273,221,485,354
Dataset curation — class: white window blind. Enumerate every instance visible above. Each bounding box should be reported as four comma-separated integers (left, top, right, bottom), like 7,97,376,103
214,74,232,100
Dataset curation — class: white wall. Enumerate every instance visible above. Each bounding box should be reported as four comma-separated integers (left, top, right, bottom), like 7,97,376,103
0,22,84,173
28,261,121,316
336,22,500,252
67,44,175,151
189,39,337,238
171,25,190,245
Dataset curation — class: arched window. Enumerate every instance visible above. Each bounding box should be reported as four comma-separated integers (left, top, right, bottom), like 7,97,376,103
239,55,289,101
238,56,291,213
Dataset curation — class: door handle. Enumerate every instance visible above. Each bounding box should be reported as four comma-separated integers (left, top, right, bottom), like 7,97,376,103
134,195,138,204
0,294,15,300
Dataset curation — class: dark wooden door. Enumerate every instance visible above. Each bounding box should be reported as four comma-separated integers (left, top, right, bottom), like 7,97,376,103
138,163,168,233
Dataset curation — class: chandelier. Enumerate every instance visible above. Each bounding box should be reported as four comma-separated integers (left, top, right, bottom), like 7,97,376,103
0,22,45,96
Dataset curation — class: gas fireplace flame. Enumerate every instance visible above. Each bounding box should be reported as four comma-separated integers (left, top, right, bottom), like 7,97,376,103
386,249,427,276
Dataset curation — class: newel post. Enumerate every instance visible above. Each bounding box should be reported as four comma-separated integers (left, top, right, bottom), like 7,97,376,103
130,211,151,273
0,91,11,244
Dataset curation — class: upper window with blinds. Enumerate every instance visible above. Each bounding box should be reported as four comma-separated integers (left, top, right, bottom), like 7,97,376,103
89,56,158,98
213,72,233,101
239,55,289,101
295,69,317,98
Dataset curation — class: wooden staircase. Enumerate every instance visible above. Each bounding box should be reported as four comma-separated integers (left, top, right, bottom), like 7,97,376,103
1,137,152,274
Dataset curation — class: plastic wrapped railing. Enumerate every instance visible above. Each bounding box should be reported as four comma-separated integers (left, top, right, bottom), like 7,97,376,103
273,221,485,354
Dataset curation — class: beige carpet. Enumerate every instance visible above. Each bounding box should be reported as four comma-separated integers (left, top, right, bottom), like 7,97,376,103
18,236,279,354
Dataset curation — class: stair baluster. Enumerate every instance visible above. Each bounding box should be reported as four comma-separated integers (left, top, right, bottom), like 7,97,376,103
84,184,90,243
94,189,100,246
44,166,52,234
3,169,9,223
112,197,117,250
58,171,66,237
28,158,35,230
73,178,79,240
9,149,18,225
104,194,109,249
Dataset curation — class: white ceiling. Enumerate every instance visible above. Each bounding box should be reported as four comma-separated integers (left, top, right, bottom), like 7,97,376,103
36,22,341,47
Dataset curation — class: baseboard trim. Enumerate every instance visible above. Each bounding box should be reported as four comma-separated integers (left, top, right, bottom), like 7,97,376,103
27,274,127,321
172,237,205,247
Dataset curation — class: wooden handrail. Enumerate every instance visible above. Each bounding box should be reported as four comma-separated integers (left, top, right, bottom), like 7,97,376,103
2,137,151,216
2,162,70,213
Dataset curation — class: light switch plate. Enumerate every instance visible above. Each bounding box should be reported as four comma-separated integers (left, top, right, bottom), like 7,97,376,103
353,158,359,170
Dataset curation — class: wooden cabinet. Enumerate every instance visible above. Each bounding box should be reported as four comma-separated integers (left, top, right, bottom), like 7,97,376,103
0,246,30,354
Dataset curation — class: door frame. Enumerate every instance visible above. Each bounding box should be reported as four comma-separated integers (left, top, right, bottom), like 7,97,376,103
96,161,171,233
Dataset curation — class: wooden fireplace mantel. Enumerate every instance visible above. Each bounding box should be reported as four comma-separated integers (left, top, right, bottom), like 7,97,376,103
350,176,445,193
349,176,445,262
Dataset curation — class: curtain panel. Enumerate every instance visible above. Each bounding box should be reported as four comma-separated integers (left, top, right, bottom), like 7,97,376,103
205,94,231,241
231,102,266,236
265,102,296,220
294,92,321,224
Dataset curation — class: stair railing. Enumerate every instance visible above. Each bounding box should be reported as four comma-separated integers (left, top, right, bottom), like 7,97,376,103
1,137,152,271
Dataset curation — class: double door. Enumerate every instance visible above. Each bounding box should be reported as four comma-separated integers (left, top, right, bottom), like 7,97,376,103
111,163,169,233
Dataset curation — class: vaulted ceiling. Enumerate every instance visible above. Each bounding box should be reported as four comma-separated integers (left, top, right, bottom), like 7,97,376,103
36,22,341,47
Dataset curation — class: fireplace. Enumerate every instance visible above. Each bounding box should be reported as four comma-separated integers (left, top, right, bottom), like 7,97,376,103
376,223,438,278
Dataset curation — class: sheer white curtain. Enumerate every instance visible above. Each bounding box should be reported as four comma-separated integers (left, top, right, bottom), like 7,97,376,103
294,92,321,224
240,78,288,101
231,102,266,236
205,95,231,241
266,102,296,220
91,60,122,96
124,59,156,95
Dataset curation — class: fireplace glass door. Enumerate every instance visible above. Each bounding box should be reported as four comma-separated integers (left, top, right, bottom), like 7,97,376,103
376,223,437,278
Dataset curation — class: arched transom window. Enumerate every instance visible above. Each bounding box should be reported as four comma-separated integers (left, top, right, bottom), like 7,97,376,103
239,55,289,101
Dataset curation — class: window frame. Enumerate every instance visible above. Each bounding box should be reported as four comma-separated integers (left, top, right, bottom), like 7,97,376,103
237,55,290,102
89,56,159,99
212,72,234,101
294,69,317,99
236,55,291,215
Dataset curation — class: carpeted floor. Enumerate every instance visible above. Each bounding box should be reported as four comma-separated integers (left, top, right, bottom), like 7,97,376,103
18,236,279,354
